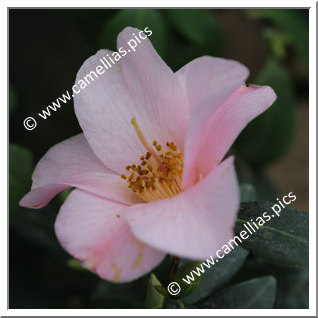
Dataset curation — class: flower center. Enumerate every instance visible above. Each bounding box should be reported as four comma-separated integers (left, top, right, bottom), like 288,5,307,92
121,117,184,202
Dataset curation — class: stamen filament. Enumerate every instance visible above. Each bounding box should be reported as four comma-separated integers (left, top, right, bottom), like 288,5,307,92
131,117,168,176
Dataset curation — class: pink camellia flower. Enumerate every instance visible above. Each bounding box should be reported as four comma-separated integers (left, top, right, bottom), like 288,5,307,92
20,27,276,283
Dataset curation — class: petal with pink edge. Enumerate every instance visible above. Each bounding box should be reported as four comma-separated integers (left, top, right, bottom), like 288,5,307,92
19,134,139,209
179,56,249,188
197,84,277,176
74,28,188,176
55,189,165,283
122,157,239,260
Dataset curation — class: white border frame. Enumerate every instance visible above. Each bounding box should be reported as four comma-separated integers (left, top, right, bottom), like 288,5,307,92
3,1,316,316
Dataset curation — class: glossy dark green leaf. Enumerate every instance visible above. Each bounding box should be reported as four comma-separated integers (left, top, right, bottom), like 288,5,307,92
98,9,166,56
231,255,308,309
274,265,308,308
203,276,276,309
234,60,295,166
235,201,308,267
275,289,308,309
145,274,164,309
184,246,249,304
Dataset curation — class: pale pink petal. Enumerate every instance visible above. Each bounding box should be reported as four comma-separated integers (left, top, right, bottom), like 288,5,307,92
74,28,188,176
197,84,277,176
55,190,165,283
177,56,248,112
122,157,239,260
19,134,139,209
117,27,189,151
179,57,249,188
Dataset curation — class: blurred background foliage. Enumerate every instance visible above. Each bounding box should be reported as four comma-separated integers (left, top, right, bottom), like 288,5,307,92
9,9,309,308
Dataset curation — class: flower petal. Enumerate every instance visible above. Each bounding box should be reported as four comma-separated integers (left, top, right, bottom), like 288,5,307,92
197,84,277,176
55,190,165,283
122,157,239,260
177,56,248,112
19,134,138,209
179,56,249,188
117,27,189,150
74,27,188,175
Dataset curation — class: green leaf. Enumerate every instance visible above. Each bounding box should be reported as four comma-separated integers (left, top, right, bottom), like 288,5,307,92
231,255,308,308
164,9,223,70
184,246,249,304
58,188,73,203
153,261,202,300
235,201,308,267
248,9,308,66
145,274,164,309
98,9,167,56
9,143,33,220
165,9,221,46
240,183,257,202
203,276,276,309
234,60,295,166
276,288,308,309
154,261,203,300
263,28,291,61
274,265,308,308
154,285,170,298
9,143,60,251
170,261,202,299
66,258,88,272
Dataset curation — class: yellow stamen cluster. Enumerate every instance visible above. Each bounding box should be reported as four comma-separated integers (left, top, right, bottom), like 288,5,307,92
121,140,183,202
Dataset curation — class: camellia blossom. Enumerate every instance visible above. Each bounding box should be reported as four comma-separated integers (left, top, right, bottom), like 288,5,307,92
20,27,276,283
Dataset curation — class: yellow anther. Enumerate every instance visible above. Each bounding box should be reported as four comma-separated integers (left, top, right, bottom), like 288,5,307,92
123,118,184,202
